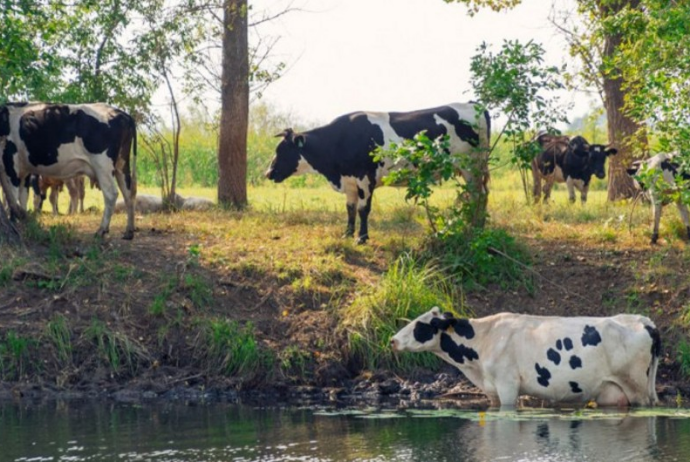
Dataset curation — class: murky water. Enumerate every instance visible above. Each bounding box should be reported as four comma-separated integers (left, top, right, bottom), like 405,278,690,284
2,401,690,461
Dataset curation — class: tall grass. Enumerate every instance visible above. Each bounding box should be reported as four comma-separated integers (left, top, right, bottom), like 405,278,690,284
341,253,465,372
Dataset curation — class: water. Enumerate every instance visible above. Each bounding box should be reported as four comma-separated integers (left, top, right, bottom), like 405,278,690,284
2,401,690,461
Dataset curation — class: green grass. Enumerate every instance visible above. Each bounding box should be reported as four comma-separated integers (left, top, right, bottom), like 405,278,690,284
45,314,73,367
198,319,274,378
83,319,146,374
0,331,36,380
341,253,465,372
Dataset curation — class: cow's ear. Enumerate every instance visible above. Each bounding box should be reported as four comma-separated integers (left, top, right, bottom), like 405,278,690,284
294,134,306,148
626,168,639,176
443,311,455,319
606,148,618,156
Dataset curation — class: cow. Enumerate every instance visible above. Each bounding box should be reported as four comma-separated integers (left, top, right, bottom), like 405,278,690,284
627,153,690,244
532,133,618,203
0,102,137,239
114,193,185,214
32,175,85,215
181,196,214,211
391,307,660,408
264,103,491,244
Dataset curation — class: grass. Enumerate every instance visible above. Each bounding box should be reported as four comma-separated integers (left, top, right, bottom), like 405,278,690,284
197,319,274,379
341,253,465,372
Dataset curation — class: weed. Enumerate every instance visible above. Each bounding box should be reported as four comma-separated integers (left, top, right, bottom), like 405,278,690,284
0,331,36,380
677,338,690,378
342,253,462,372
45,314,72,366
200,319,273,378
83,319,143,374
182,274,213,308
430,227,534,291
280,345,311,380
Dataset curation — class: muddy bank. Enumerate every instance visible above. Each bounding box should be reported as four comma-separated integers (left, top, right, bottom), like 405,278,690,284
1,370,687,410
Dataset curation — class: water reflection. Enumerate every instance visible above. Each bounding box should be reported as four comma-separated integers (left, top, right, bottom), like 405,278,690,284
1,401,690,461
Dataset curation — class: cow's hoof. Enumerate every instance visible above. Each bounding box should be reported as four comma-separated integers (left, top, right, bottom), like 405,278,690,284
94,229,109,240
356,235,368,245
122,230,134,240
650,233,659,245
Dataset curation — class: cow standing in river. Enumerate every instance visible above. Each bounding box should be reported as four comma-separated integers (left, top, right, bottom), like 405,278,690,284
265,103,491,243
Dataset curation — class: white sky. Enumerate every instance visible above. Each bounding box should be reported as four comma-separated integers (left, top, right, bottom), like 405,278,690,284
252,0,598,127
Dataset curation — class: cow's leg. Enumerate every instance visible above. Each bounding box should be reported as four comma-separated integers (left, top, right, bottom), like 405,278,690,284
496,383,519,409
355,179,375,245
344,186,358,238
566,177,577,203
94,173,119,238
675,200,690,241
114,170,136,240
577,181,589,203
651,199,662,244
531,161,542,204
49,186,60,216
66,179,79,214
542,175,555,203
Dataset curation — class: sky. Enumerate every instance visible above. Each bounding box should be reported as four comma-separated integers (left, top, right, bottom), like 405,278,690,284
251,0,597,127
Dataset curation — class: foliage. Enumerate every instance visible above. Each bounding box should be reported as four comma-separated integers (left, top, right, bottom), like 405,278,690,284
45,315,73,367
83,319,143,374
200,319,273,377
0,331,37,380
342,253,462,372
608,2,690,172
470,40,569,171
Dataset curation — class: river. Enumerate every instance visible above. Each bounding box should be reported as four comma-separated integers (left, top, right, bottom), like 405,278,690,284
2,401,690,461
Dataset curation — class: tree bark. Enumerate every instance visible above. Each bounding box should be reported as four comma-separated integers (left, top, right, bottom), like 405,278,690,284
217,0,249,209
599,0,647,201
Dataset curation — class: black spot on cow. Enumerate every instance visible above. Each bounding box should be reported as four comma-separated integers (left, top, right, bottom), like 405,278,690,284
569,355,582,369
0,106,9,137
563,337,574,351
569,381,583,393
413,321,436,344
2,140,19,186
547,348,561,365
535,363,551,387
645,325,662,358
556,339,563,351
388,106,482,148
581,326,602,347
454,318,475,339
440,333,478,364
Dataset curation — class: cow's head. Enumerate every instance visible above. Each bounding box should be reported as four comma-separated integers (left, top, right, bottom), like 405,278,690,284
588,144,618,179
265,128,308,183
391,307,469,352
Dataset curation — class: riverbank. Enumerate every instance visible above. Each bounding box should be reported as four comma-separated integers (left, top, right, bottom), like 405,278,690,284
2,186,689,407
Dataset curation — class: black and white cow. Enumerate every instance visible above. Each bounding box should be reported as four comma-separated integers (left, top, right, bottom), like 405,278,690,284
265,103,490,243
532,133,617,203
627,153,690,244
0,103,137,239
391,307,660,408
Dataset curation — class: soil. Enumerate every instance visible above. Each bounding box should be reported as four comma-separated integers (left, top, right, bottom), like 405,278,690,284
1,224,689,408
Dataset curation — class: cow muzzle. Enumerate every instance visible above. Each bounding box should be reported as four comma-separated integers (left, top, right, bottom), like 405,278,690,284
390,338,400,352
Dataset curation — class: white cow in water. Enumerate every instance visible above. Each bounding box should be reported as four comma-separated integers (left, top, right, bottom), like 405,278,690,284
391,307,660,408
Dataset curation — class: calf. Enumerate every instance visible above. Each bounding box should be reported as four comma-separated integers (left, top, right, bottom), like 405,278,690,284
265,103,490,243
532,133,617,203
391,307,660,408
0,103,137,239
32,176,85,215
627,153,690,244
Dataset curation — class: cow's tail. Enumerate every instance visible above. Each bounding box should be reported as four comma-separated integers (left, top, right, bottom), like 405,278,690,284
130,118,137,202
644,322,661,405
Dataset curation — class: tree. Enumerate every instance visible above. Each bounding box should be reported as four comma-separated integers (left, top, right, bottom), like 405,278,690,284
217,0,249,209
445,0,646,200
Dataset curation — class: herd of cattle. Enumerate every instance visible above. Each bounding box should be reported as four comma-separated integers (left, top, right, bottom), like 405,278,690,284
0,101,685,407
0,101,686,243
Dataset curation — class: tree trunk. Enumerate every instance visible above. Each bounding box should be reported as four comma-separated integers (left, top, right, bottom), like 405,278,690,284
599,0,647,201
217,0,249,209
